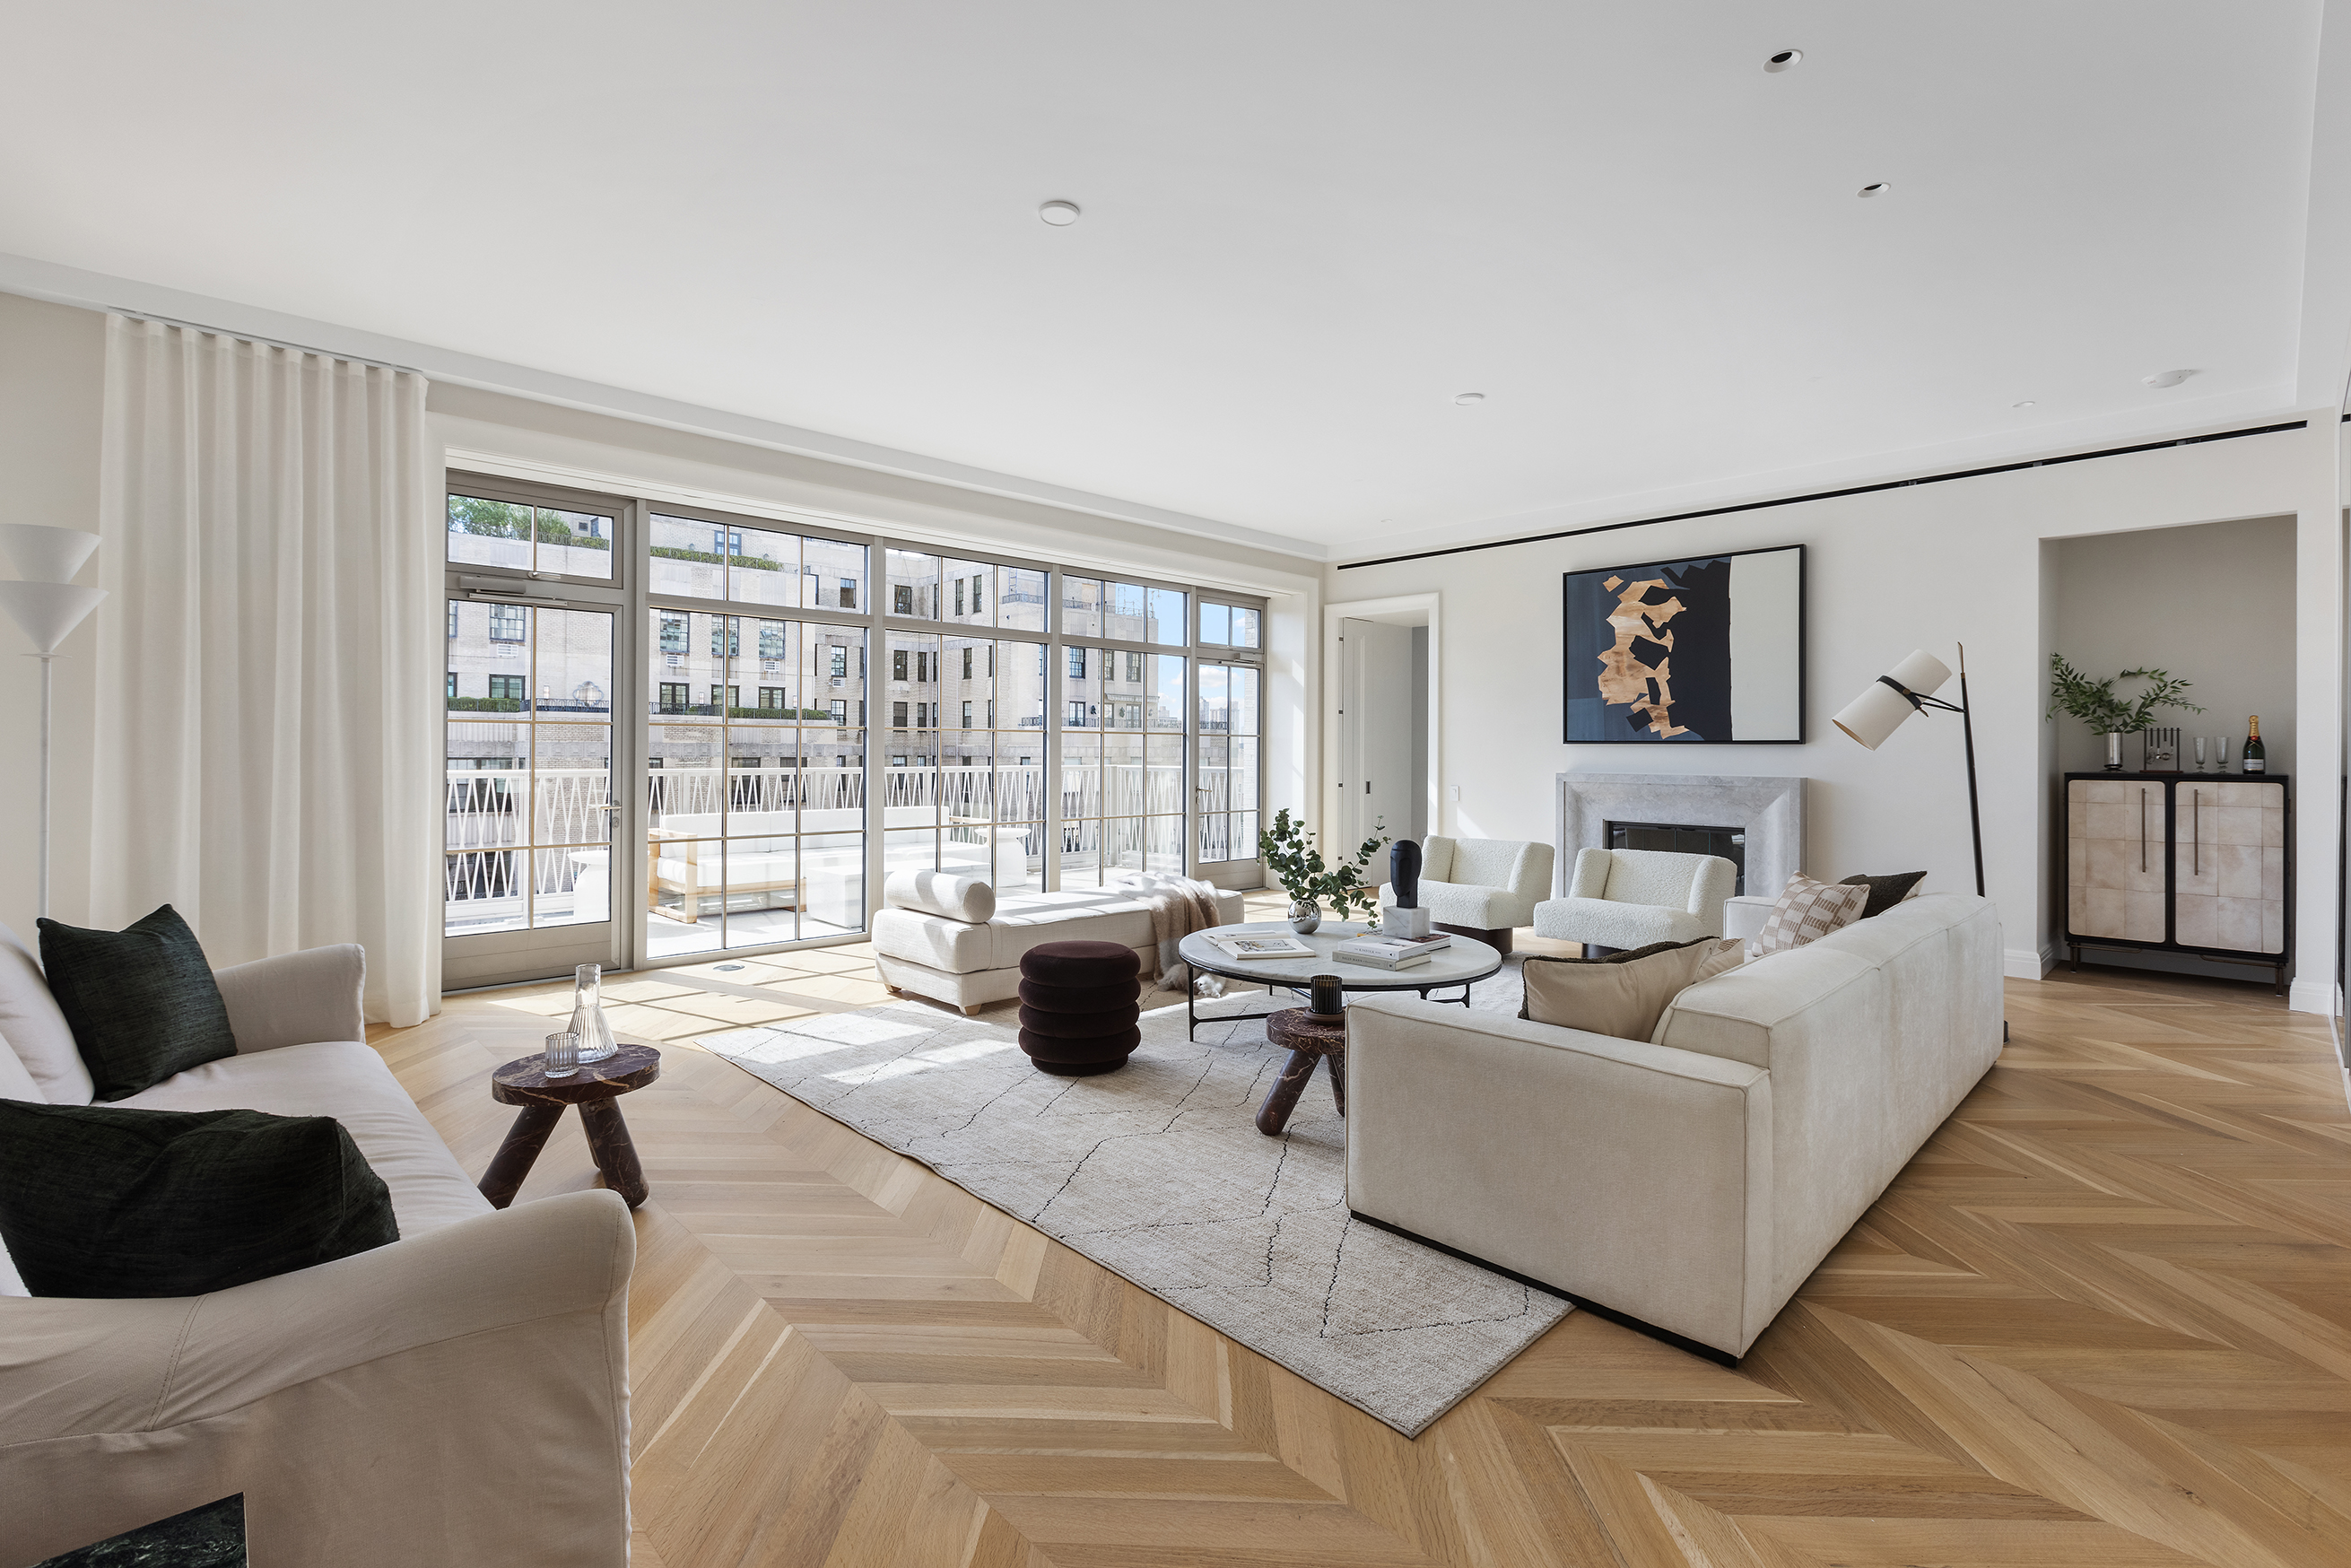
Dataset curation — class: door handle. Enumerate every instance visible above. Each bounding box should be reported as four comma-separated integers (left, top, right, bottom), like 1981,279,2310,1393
2139,788,2147,874
2191,789,2199,876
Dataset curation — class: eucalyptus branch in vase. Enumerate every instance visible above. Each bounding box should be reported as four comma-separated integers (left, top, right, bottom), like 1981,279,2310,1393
2046,654,2204,771
1257,808,1389,935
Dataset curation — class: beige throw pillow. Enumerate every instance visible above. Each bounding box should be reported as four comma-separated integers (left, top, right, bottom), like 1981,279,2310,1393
1520,937,1743,1041
1747,871,1869,959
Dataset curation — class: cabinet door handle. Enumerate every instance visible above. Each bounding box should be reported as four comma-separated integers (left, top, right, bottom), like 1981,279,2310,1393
2192,789,2199,876
2139,788,2147,874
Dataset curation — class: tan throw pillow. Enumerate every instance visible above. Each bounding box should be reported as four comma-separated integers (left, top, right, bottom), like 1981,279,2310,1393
1747,872,1869,959
1520,937,1743,1041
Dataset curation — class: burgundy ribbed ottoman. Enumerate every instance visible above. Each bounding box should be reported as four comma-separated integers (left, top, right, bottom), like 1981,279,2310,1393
1017,940,1142,1075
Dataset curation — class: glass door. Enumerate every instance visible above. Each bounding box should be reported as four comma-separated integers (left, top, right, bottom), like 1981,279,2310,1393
443,480,632,989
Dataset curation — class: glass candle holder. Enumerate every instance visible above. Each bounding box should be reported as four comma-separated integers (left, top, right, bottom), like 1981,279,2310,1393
544,1031,579,1078
1309,973,1343,1018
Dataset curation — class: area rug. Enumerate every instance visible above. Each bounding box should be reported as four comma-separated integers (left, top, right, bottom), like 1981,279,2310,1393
696,962,1565,1437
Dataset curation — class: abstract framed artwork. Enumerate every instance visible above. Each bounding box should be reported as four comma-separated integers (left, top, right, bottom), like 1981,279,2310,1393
1562,544,1805,745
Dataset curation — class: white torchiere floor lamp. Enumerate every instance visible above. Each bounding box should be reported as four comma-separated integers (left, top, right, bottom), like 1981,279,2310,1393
0,527,105,919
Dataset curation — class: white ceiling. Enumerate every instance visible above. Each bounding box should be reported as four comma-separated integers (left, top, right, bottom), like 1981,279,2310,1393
3,2,2343,561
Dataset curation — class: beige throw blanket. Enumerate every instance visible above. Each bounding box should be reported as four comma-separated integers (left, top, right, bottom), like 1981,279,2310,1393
1110,871,1226,989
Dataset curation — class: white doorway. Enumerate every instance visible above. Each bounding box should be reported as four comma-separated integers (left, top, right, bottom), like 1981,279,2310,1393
1325,595,1440,874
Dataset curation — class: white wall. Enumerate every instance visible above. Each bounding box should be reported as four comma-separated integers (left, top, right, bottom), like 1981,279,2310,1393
2051,517,2298,778
0,293,102,939
1329,418,2345,1011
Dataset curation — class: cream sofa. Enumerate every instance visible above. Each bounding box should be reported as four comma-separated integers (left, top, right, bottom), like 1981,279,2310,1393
0,928,633,1568
1377,836,1555,953
1345,893,2002,1358
875,877,1245,1012
1533,847,1738,954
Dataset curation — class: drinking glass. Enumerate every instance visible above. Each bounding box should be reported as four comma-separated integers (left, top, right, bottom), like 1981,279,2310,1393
2193,736,2207,771
544,1030,579,1077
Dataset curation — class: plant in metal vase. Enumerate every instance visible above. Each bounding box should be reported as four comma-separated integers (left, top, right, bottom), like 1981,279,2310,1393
1258,808,1388,935
2045,655,2203,771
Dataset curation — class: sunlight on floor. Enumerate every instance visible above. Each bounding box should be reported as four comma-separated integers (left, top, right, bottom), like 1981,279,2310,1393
484,886,1294,1037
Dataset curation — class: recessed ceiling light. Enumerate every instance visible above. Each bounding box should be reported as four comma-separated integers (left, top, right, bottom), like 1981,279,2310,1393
1039,200,1081,226
2013,399,2037,408
2142,368,2197,388
1763,48,1802,73
1453,392,1485,405
1858,182,1890,197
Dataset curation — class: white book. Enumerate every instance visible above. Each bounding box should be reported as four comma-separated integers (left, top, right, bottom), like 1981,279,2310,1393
1209,933,1314,959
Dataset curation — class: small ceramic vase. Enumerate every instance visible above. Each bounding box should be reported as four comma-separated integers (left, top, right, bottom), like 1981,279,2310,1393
2101,733,2123,771
1286,899,1321,936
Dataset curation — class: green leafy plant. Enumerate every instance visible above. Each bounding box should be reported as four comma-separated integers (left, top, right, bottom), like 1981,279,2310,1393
1258,808,1389,920
2046,654,2204,734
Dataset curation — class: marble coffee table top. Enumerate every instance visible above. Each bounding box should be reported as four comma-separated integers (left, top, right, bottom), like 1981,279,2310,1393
1178,921,1503,991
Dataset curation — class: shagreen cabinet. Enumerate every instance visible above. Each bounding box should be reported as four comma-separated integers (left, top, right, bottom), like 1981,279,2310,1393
2063,772,2290,993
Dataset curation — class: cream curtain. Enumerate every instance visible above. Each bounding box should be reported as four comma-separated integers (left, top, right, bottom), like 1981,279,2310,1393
95,316,439,1024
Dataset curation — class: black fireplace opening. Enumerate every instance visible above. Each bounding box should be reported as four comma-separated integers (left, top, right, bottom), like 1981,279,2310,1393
1605,822,1746,897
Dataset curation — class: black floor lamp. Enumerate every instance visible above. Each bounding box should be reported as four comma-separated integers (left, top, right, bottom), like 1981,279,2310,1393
1832,645,2000,1041
1830,645,1984,898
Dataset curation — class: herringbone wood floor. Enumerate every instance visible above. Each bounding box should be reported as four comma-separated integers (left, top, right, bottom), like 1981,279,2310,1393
377,961,2351,1567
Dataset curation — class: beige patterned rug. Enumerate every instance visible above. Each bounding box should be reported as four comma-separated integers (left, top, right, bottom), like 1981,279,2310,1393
696,979,1567,1437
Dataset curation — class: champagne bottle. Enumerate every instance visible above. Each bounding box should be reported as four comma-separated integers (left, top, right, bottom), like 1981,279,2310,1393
2242,716,2266,775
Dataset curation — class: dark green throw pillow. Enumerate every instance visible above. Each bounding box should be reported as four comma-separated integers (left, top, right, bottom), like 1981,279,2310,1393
37,904,236,1101
1838,871,1929,919
0,1101,397,1297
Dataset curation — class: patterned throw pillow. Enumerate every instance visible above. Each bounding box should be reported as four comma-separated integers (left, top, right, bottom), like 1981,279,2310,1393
1747,872,1870,959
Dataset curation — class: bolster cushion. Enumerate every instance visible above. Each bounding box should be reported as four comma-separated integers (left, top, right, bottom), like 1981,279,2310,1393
883,869,997,924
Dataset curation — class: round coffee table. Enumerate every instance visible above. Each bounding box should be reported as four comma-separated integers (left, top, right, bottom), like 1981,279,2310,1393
1176,920,1504,1040
478,1042,662,1210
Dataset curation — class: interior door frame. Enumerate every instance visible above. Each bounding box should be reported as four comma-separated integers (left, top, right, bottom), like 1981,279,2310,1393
1321,593,1441,869
441,472,643,989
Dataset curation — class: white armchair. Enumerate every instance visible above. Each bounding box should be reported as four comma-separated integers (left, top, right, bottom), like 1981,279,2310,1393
1534,848,1737,955
1378,836,1554,954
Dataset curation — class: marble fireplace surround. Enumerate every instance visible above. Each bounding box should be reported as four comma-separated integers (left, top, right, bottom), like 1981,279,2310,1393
1555,773,1808,902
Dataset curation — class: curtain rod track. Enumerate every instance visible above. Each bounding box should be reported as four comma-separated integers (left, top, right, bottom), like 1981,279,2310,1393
108,309,423,376
1337,418,2312,571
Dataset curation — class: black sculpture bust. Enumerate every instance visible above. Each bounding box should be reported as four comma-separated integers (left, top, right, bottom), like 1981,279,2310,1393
1390,840,1422,909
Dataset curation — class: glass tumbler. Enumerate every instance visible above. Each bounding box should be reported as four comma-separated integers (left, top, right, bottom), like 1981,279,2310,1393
544,1031,580,1078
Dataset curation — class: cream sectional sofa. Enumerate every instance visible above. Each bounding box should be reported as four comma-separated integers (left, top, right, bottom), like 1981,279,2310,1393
1344,893,2002,1358
875,878,1245,1012
0,928,633,1567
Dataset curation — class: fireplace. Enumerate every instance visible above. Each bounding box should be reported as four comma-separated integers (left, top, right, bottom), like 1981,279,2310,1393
1557,773,1806,901
1607,821,1746,896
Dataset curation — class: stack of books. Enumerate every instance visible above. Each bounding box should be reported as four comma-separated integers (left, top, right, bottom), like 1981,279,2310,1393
1331,933,1451,970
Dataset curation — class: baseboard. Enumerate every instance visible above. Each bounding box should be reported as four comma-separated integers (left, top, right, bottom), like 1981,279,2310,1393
2288,977,2337,1017
2003,945,2057,980
1345,1210,1740,1368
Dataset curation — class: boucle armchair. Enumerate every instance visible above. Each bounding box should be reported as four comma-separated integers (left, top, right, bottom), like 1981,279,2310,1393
1377,836,1554,954
1534,848,1737,955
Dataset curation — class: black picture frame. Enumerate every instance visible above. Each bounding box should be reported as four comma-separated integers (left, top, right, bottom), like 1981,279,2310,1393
1561,543,1807,745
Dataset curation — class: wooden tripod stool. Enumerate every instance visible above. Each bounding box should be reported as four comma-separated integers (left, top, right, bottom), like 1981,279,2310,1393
1258,1007,1346,1136
479,1043,662,1209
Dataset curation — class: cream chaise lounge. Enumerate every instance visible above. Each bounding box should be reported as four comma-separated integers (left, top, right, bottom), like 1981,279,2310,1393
0,928,633,1568
1345,893,2002,1359
874,872,1245,1013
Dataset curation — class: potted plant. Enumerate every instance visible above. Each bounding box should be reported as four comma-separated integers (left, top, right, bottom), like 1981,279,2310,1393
1258,809,1389,934
2046,655,2204,771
